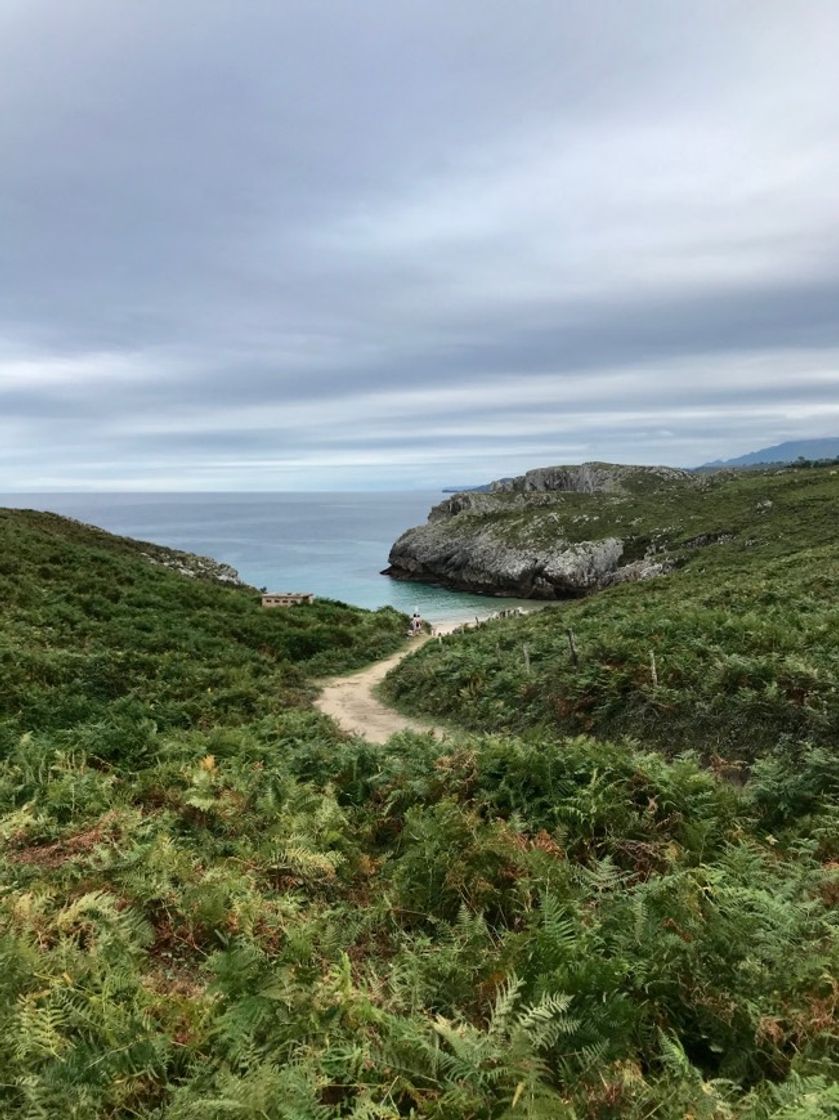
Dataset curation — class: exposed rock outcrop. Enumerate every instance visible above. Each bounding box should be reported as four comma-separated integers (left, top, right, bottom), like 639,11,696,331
140,547,244,585
384,524,643,598
383,462,693,599
489,461,693,494
387,528,624,597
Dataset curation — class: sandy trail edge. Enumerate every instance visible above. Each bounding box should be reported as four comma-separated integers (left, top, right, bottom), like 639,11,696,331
314,621,463,744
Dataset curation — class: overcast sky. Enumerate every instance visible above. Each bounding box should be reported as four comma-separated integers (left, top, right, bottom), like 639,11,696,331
2,0,838,490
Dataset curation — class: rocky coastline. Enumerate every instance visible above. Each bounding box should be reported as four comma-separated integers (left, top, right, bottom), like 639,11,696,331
382,462,689,599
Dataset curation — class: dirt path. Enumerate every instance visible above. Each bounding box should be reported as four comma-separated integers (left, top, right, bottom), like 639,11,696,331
315,623,461,744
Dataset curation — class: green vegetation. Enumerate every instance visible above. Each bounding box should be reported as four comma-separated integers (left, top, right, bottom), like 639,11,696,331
0,508,406,752
385,465,839,759
424,460,838,555
1,501,838,1117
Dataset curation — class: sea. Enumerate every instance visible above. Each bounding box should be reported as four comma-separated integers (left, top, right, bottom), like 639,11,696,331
1,491,535,623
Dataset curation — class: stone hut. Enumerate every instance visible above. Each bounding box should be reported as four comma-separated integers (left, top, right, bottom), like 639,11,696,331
261,592,315,608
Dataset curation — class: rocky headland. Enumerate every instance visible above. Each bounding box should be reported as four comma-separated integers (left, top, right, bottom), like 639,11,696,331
383,461,699,598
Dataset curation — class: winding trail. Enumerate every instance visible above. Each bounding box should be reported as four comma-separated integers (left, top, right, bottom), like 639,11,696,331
315,622,462,743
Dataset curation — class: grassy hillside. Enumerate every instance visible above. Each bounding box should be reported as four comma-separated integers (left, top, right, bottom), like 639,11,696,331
405,459,837,557
0,509,406,755
0,507,837,1117
384,465,839,760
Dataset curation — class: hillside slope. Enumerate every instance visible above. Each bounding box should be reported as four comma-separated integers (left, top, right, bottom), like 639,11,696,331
0,508,406,750
384,464,839,759
1,508,837,1117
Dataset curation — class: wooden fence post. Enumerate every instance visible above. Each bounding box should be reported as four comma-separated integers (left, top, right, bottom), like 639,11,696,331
566,628,579,668
649,650,658,688
522,643,531,675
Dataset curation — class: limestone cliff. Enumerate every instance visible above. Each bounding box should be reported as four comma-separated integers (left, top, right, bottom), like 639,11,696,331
383,462,695,598
489,461,692,494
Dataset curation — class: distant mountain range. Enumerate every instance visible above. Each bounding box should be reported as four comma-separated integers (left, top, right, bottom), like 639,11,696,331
701,437,839,468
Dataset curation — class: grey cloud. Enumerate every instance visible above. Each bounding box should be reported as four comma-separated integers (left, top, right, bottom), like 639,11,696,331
1,0,839,488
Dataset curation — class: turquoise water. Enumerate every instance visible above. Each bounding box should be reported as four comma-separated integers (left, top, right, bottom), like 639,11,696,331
0,491,534,623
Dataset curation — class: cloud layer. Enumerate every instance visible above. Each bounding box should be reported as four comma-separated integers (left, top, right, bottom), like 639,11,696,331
2,0,838,488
